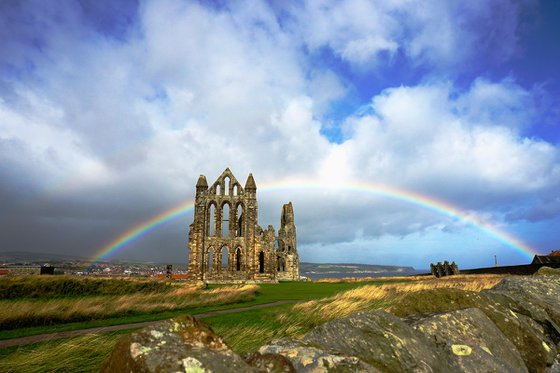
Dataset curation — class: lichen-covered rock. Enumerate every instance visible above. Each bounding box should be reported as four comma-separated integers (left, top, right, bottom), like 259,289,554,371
299,310,454,372
244,351,297,373
101,315,255,372
258,339,377,372
389,288,558,371
413,308,528,373
491,276,560,326
535,267,560,276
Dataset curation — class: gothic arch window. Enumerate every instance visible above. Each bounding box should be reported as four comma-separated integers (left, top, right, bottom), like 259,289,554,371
236,203,244,236
277,256,286,272
207,247,214,274
216,184,221,195
259,251,265,273
235,247,242,271
222,202,230,237
208,203,216,236
233,184,239,196
224,176,230,196
221,246,229,271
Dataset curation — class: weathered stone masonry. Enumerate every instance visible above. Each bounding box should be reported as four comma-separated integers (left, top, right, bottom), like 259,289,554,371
188,168,299,282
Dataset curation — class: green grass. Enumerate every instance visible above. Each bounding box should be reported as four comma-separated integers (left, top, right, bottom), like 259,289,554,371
203,303,300,354
211,279,402,302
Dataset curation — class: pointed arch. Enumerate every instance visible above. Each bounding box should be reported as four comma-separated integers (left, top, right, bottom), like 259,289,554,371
236,203,244,237
207,247,214,274
233,184,239,196
221,246,229,271
216,184,221,195
277,256,286,272
208,203,216,237
224,176,230,196
222,202,230,237
235,247,242,271
259,251,265,273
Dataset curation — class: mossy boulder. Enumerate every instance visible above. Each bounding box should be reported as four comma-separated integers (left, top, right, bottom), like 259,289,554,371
259,339,376,372
300,310,453,372
535,267,560,276
413,308,527,372
101,315,255,372
491,276,560,327
388,285,559,371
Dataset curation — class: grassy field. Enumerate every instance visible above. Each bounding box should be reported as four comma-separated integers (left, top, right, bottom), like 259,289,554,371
0,274,504,372
0,276,259,332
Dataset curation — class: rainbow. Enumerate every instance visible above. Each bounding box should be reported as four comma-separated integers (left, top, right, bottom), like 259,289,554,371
92,177,540,262
92,199,195,262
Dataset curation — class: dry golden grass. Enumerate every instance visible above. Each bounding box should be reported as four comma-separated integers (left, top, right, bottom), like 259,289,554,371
0,284,259,329
0,333,122,373
279,274,503,332
317,275,421,283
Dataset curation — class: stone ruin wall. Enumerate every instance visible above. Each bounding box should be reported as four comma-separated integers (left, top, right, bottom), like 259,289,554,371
187,168,299,283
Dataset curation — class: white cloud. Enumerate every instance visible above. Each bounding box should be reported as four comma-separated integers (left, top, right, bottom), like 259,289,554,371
329,80,560,215
281,0,526,69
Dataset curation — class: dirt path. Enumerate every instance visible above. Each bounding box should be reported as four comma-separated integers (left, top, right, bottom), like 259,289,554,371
0,300,297,349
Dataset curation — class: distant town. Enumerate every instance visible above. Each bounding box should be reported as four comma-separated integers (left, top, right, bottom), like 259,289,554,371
0,251,419,279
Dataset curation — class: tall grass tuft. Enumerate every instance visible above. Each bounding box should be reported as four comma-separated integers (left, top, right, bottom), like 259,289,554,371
283,274,503,329
0,333,122,373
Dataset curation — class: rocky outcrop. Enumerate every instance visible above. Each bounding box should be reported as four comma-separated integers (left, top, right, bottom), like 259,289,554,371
103,271,560,372
413,308,527,372
101,315,261,372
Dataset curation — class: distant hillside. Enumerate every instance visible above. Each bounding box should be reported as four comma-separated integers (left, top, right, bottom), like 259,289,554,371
300,262,420,279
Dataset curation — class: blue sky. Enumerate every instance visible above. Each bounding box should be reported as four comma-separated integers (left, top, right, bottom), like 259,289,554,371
0,0,559,269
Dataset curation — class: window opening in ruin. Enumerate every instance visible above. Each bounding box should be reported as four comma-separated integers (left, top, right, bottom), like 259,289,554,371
222,203,230,236
224,176,230,196
221,246,228,271
259,251,265,273
216,184,221,195
208,248,214,273
237,204,243,236
277,257,286,272
236,247,241,271
233,184,238,196
209,204,216,236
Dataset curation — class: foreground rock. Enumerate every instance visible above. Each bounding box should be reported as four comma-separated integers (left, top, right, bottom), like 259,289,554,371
413,308,527,372
389,287,559,371
103,273,560,372
101,315,258,372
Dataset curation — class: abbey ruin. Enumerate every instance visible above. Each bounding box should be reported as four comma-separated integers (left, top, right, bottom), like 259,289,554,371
188,169,299,282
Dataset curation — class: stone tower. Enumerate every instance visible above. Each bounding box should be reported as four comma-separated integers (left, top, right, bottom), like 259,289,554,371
188,168,299,283
276,202,300,280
